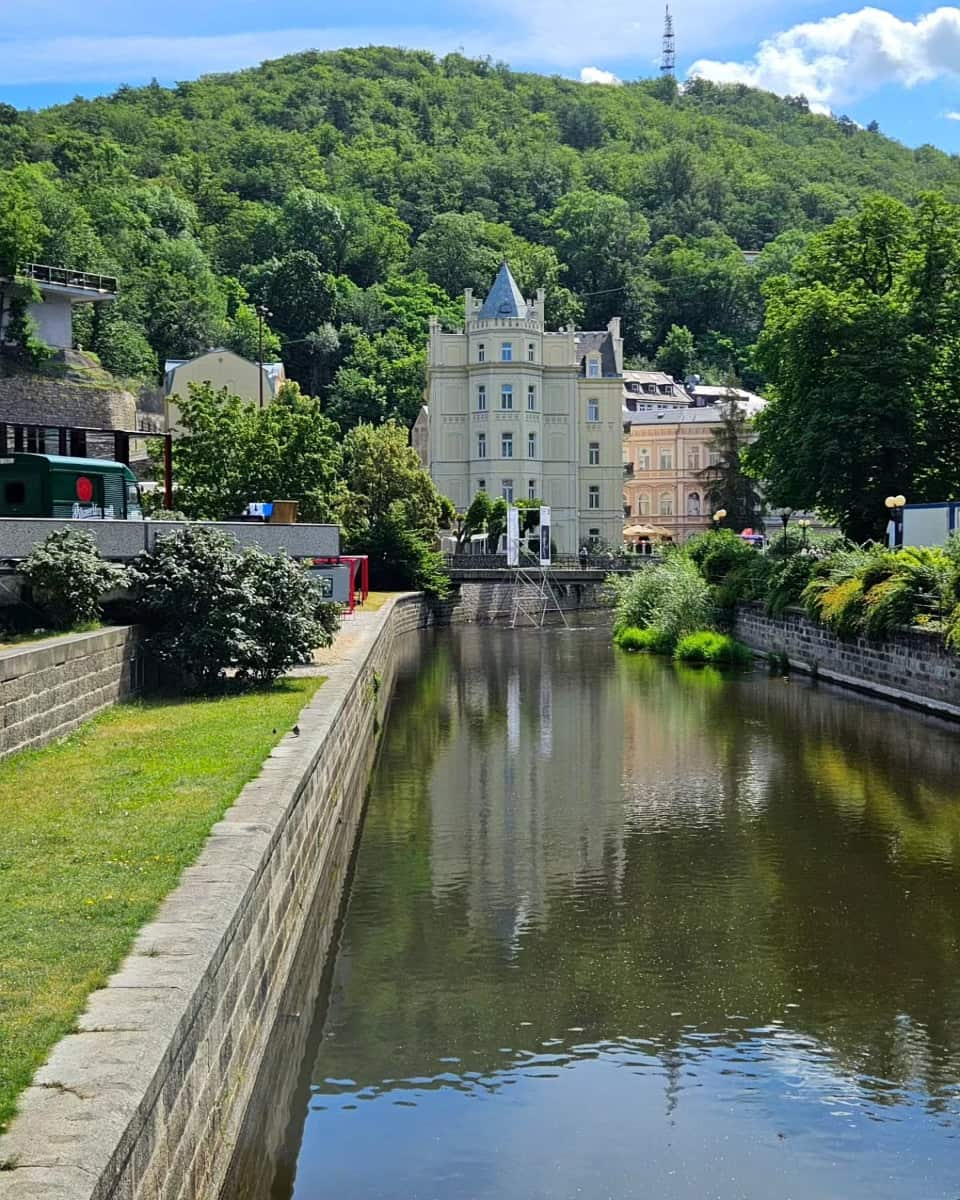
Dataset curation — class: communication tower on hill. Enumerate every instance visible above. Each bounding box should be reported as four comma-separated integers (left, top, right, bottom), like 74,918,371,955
661,5,676,76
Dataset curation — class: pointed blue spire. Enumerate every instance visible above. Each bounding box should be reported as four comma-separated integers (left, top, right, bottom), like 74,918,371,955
477,262,527,320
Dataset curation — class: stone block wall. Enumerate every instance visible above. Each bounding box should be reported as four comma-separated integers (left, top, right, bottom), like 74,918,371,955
0,373,135,430
0,626,145,760
733,602,960,718
445,578,610,624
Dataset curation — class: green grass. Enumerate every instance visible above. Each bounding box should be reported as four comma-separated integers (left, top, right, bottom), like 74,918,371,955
674,630,754,666
0,677,322,1132
358,590,403,612
614,626,675,654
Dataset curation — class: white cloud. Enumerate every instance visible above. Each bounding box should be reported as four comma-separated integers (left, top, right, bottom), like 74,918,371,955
689,6,960,113
944,110,960,119
580,66,622,85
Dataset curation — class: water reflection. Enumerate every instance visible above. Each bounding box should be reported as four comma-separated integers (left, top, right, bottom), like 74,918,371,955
255,627,960,1199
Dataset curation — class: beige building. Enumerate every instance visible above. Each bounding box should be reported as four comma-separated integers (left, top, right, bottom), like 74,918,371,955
411,404,429,468
164,349,285,433
427,263,623,553
623,392,765,543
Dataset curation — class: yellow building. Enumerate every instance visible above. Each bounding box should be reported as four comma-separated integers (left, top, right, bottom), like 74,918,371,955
164,349,285,434
622,392,765,543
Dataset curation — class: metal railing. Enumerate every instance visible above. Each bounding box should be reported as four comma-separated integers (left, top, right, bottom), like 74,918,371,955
444,553,659,572
16,263,118,295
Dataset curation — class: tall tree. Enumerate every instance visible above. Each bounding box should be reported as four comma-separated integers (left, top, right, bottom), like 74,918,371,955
701,397,765,532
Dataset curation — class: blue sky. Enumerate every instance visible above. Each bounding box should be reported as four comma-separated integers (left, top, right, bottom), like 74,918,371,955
4,1,960,152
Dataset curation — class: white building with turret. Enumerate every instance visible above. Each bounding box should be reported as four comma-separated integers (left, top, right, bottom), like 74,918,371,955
426,263,623,553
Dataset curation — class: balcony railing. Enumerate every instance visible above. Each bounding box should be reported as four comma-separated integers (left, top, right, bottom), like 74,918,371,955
15,263,118,295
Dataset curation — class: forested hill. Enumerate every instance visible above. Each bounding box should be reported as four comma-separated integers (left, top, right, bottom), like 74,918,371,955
2,45,960,426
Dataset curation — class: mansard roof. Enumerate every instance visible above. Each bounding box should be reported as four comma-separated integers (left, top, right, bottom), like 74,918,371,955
477,261,527,320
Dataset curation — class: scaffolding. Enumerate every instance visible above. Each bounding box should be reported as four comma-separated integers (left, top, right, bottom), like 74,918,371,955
510,564,569,629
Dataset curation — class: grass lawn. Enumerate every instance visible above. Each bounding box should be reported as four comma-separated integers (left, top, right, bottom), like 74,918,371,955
357,590,403,612
0,677,322,1132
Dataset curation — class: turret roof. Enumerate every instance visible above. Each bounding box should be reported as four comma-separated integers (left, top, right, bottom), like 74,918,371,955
477,261,527,319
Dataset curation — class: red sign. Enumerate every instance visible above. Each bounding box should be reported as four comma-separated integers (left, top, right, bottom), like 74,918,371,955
76,476,94,503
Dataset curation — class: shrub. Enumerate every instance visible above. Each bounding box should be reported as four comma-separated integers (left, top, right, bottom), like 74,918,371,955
674,630,754,666
763,552,817,616
610,555,712,643
615,625,674,654
358,503,450,599
21,529,127,630
132,526,337,691
684,529,758,584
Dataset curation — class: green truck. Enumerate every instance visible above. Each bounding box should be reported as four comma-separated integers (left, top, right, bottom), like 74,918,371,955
0,453,143,520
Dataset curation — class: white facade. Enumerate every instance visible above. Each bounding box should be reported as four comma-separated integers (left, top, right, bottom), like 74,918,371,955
427,263,624,553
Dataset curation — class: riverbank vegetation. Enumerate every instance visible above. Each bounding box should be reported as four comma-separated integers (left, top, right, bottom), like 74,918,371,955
611,530,960,656
0,678,321,1133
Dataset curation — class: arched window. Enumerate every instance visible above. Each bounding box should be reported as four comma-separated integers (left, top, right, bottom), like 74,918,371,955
659,491,674,516
638,492,650,516
687,491,701,516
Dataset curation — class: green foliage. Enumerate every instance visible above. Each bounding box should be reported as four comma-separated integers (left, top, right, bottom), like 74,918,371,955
674,630,754,666
21,529,126,630
609,555,713,646
700,398,765,531
655,323,696,380
614,625,674,654
132,526,332,691
684,528,757,584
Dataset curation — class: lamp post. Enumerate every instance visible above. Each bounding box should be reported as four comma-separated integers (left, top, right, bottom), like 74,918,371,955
797,518,811,550
712,507,727,532
884,494,906,547
777,507,793,545
255,304,272,409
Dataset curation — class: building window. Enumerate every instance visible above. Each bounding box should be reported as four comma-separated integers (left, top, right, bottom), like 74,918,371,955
589,528,600,542
687,446,700,470
501,432,514,458
709,449,720,467
500,342,513,362
687,491,701,516
588,485,600,510
636,448,650,471
502,479,514,503
588,357,600,378
478,343,485,363
477,432,487,459
624,502,631,518
659,491,674,516
587,399,600,422
527,431,536,458
660,448,673,471
478,479,486,492
638,492,650,516
477,384,486,411
501,384,513,410
527,385,536,411
527,342,535,362
528,479,537,500
588,442,600,466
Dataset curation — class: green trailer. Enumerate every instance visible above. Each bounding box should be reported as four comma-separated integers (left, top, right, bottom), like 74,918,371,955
0,453,143,520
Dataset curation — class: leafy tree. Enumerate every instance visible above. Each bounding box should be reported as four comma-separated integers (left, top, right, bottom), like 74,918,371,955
700,397,765,532
655,324,695,380
409,212,502,296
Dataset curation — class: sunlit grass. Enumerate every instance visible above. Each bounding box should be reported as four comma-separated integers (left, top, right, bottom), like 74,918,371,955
0,677,322,1132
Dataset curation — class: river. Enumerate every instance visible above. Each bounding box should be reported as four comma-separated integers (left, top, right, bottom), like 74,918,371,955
230,624,960,1200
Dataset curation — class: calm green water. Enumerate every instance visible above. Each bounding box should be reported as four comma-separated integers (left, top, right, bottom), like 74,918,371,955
275,626,960,1199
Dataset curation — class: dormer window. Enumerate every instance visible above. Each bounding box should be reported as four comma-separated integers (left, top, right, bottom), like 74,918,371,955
588,357,600,378
501,342,513,362
478,343,486,363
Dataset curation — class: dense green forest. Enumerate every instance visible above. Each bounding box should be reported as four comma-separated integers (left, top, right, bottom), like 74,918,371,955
3,45,960,429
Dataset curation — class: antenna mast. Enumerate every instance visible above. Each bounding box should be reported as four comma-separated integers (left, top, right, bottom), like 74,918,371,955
661,4,676,76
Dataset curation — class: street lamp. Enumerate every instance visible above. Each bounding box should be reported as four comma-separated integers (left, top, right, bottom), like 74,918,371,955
712,507,727,531
255,304,273,409
884,494,906,547
797,518,811,550
777,507,793,542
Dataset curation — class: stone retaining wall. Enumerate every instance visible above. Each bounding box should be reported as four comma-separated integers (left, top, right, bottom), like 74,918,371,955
446,578,609,624
0,595,439,1200
0,373,135,431
733,602,960,719
0,626,145,760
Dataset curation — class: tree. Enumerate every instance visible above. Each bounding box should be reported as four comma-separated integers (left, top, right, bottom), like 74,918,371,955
655,324,695,381
700,397,764,532
409,212,502,296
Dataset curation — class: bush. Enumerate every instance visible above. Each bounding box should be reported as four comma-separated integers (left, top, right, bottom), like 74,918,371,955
684,529,758,584
674,630,754,666
21,529,127,630
615,625,674,654
610,555,712,644
132,526,337,691
357,503,450,599
763,552,817,616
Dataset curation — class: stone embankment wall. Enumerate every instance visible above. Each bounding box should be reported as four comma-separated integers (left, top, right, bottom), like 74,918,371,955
446,575,610,623
0,372,135,430
734,601,960,719
0,595,443,1200
0,626,145,761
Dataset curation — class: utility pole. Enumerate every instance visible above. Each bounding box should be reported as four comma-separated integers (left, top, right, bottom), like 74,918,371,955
661,4,676,76
256,304,272,409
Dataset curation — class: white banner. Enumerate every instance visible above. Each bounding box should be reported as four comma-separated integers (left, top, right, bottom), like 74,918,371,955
539,506,551,567
506,505,520,567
